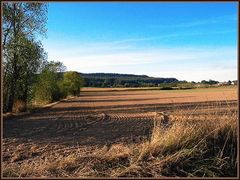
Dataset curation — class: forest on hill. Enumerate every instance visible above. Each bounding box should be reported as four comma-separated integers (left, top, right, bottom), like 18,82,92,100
79,73,179,87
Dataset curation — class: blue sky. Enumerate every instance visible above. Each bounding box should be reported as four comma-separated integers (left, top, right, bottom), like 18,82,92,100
42,2,238,82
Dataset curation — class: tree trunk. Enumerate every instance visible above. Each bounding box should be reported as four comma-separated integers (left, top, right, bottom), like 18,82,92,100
7,4,18,112
7,53,18,112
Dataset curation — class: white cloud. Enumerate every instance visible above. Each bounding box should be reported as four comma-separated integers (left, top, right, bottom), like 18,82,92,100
149,14,237,29
44,39,237,82
149,68,237,82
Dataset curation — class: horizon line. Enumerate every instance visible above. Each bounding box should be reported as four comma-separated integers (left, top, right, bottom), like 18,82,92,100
65,71,237,82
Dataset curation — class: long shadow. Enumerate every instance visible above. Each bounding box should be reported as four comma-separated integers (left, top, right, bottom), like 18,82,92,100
81,88,161,93
3,115,154,146
79,92,148,97
23,100,238,115
62,96,197,103
3,99,237,146
4,100,237,121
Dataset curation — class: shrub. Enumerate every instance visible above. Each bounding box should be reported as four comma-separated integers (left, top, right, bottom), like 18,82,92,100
33,69,62,104
12,100,27,113
60,71,84,96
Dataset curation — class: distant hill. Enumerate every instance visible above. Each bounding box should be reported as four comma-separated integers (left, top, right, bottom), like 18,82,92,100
78,72,178,87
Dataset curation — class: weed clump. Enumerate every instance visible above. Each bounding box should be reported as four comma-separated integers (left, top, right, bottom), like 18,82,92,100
134,107,237,177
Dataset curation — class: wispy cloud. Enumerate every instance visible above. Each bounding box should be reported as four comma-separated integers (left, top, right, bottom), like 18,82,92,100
44,27,235,53
45,40,237,81
149,14,237,29
74,29,235,47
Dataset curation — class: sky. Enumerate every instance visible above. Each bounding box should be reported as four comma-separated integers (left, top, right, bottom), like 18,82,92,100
42,2,238,82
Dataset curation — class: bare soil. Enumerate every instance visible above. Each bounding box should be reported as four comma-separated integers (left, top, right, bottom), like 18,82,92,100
2,87,237,177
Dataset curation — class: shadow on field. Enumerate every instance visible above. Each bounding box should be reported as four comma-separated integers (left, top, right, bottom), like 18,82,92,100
19,99,237,115
3,115,154,146
3,99,237,147
79,92,147,97
62,96,196,103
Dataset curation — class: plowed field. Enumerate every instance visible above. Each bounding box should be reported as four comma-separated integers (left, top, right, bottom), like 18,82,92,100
2,87,237,177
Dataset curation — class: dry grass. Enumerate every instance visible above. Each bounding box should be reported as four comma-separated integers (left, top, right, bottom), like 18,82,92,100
134,107,237,177
3,102,237,178
12,100,27,113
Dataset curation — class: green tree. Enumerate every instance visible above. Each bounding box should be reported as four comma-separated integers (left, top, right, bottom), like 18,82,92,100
201,80,208,84
33,61,66,104
16,38,47,102
43,61,66,73
33,69,59,104
208,79,219,85
61,71,84,96
3,2,48,112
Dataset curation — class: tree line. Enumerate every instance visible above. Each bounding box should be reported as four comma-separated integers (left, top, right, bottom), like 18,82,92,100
3,2,83,113
80,73,178,87
80,73,236,88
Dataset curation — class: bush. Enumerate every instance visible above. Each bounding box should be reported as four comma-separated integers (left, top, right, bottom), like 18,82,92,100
33,69,62,104
60,71,84,96
12,100,27,113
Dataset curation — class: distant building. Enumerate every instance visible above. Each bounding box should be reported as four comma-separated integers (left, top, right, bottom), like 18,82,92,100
217,82,229,86
232,80,238,85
